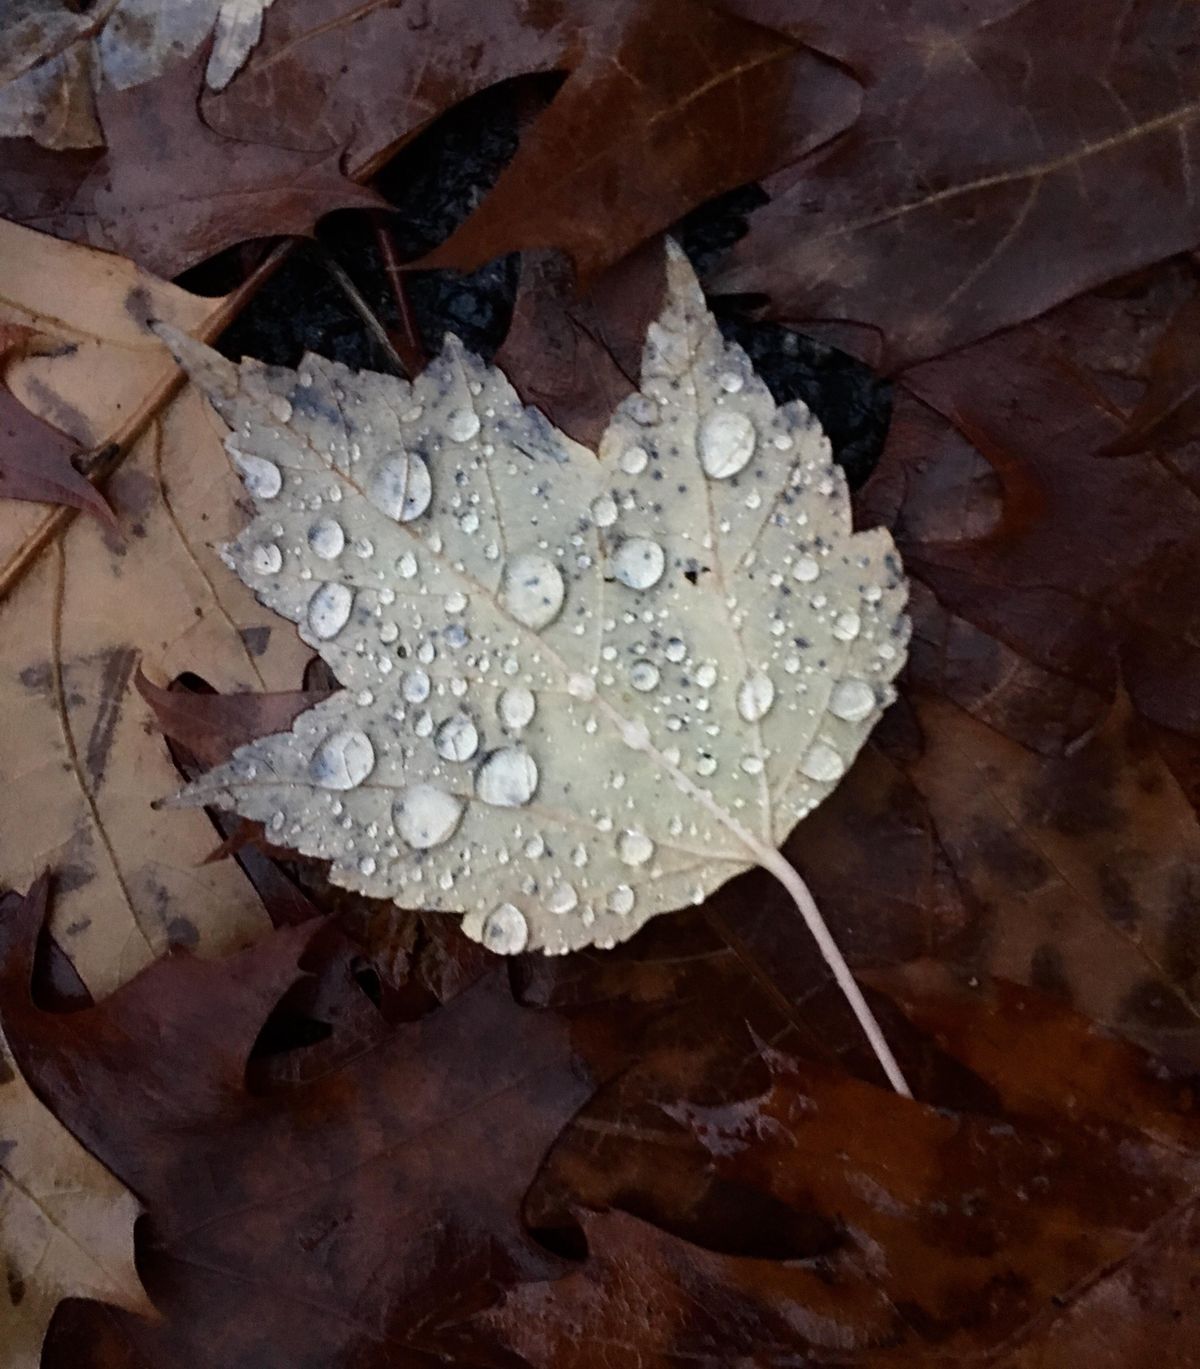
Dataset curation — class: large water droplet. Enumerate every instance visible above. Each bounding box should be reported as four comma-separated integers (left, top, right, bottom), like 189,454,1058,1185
308,517,345,560
251,542,282,575
620,445,649,475
617,830,654,866
607,884,635,915
546,882,578,915
792,555,820,583
498,686,536,730
737,672,775,723
306,582,353,639
829,679,876,722
801,743,845,783
481,902,528,954
232,452,282,499
590,493,618,528
310,728,374,789
402,669,431,704
446,407,481,443
394,784,464,849
629,659,660,692
501,553,565,631
612,537,665,590
370,451,431,522
435,713,479,762
833,611,862,642
477,747,539,807
695,663,717,688
698,409,756,479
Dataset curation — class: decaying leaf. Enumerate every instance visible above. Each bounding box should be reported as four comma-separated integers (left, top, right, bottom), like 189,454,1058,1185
156,242,912,1088
0,222,309,995
0,0,276,149
0,879,151,1369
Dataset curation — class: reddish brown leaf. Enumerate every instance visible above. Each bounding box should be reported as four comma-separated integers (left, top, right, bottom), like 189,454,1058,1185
423,0,859,280
496,240,665,446
0,896,592,1369
0,323,114,522
717,0,1200,369
136,668,327,769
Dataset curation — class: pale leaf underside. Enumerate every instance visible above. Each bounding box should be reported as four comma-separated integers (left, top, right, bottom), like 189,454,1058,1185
157,245,909,965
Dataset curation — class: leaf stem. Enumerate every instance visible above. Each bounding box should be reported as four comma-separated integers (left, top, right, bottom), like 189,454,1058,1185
754,843,912,1096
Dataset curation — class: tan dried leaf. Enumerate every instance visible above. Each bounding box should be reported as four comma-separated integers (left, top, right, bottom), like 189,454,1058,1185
0,887,150,1369
0,0,275,149
159,245,914,1086
0,221,308,995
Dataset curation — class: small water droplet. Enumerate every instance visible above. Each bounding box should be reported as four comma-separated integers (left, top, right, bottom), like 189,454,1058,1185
444,590,468,613
699,409,756,479
477,747,539,807
622,719,651,750
829,679,876,722
695,753,718,777
501,553,566,630
833,611,862,642
664,636,687,663
524,833,545,859
718,371,744,393
396,552,418,579
792,555,820,583
801,743,845,783
402,669,431,703
612,537,665,590
620,445,649,475
607,884,636,915
308,518,345,560
310,728,375,789
306,582,353,639
436,713,479,762
460,510,480,534
741,754,764,775
695,663,717,688
498,686,536,730
568,672,597,700
590,493,618,528
447,407,481,442
394,784,463,849
618,830,654,866
251,542,282,575
370,451,432,522
629,659,660,692
481,902,528,953
358,855,377,876
737,672,775,723
546,882,578,915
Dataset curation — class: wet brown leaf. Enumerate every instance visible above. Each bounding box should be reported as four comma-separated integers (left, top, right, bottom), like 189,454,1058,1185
717,0,1200,369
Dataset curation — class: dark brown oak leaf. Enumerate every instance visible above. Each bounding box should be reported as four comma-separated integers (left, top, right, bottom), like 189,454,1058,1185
716,0,1200,369
0,896,592,1369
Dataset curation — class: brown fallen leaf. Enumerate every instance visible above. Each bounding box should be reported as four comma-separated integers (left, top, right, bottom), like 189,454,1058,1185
0,878,151,1369
716,0,1200,369
423,0,859,281
0,223,309,995
482,955,1200,1366
495,241,665,447
0,892,593,1369
0,323,114,522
